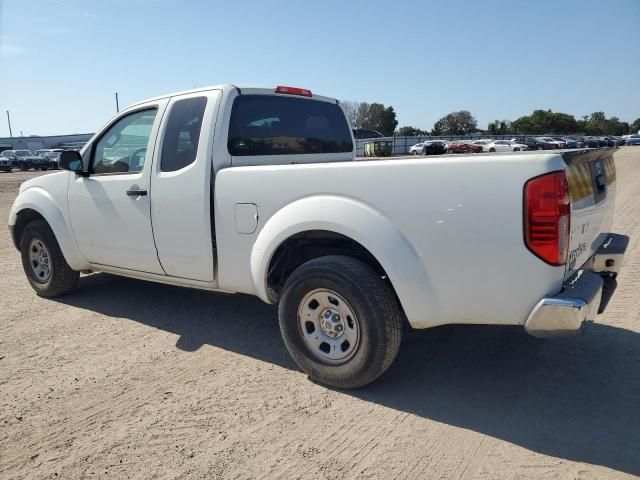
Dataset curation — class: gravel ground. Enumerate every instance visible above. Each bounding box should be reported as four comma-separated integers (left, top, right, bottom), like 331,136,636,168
1,148,639,480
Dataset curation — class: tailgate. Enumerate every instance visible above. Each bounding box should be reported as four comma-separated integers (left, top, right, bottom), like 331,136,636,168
564,149,616,279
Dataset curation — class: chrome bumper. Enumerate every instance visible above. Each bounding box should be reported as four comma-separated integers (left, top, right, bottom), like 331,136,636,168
525,233,629,338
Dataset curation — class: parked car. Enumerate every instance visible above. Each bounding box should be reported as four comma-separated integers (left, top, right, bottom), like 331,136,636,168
536,137,564,149
625,134,640,145
602,136,624,147
550,136,580,148
559,137,581,148
485,140,528,152
513,137,557,150
446,141,483,154
409,140,447,155
352,128,384,140
0,156,12,172
9,84,629,389
43,151,61,169
471,139,494,152
0,149,45,170
579,136,603,148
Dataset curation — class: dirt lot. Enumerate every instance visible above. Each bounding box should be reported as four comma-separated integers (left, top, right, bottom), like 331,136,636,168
1,148,639,480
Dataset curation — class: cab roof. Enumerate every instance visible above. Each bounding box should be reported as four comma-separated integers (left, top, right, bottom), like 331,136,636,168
129,84,338,109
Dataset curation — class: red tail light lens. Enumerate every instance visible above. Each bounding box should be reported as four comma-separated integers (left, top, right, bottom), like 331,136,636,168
524,171,570,266
275,86,312,97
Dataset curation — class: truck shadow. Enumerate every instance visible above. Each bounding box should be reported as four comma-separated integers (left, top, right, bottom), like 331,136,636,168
56,273,640,476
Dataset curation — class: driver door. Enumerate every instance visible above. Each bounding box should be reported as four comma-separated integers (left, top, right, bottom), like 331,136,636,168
68,102,168,274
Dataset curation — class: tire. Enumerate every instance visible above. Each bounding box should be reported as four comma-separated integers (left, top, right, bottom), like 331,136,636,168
278,255,403,389
489,147,496,152
411,150,417,156
514,147,520,151
20,220,79,297
447,149,454,154
538,146,543,151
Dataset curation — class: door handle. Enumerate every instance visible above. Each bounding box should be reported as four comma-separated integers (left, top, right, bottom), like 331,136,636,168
126,188,147,196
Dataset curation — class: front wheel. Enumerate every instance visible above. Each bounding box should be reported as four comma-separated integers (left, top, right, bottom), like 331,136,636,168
489,147,496,152
278,255,403,389
20,220,79,297
411,150,417,156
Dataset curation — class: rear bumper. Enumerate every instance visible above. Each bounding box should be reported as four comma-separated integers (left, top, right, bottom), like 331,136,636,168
525,233,629,337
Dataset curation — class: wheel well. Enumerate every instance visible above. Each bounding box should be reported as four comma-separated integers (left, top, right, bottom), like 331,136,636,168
12,209,46,250
266,230,390,301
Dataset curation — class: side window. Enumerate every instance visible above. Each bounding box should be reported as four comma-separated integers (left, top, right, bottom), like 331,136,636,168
228,95,353,156
160,97,207,172
92,109,157,174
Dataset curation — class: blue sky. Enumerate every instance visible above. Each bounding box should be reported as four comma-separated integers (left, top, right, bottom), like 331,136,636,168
1,0,639,136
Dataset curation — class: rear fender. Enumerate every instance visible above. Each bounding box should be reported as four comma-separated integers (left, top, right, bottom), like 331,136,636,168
250,195,436,328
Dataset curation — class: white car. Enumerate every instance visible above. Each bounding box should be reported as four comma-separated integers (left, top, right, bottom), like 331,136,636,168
471,139,494,152
485,140,529,152
9,84,628,389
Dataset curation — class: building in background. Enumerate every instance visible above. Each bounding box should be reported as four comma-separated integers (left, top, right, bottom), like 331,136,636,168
0,133,93,153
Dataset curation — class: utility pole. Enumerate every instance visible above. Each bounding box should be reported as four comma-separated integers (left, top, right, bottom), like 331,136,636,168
6,110,13,138
115,92,120,113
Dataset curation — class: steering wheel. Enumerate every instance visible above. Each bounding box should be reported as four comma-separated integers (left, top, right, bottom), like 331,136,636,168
129,147,147,171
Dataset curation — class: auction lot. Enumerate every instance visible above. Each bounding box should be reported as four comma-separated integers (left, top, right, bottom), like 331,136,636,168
1,148,639,479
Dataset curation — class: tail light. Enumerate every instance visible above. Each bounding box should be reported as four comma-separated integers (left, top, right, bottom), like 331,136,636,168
524,171,570,266
275,86,312,97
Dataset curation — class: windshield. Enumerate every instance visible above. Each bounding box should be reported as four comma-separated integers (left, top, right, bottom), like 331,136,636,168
15,150,32,156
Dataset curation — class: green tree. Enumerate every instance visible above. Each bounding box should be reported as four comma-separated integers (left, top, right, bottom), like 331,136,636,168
576,112,630,135
397,126,420,136
432,111,478,135
365,103,398,136
380,106,398,136
487,119,511,135
629,118,640,134
396,126,429,136
511,110,577,134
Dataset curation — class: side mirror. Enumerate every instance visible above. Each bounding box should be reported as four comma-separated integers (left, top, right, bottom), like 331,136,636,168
59,150,85,174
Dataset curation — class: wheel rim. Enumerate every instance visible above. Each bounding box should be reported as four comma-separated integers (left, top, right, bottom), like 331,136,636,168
29,238,51,283
297,288,360,365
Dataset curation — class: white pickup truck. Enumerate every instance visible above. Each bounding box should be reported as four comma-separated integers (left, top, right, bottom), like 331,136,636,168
9,84,629,388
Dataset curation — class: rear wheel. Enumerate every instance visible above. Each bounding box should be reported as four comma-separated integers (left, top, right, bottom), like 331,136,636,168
489,147,496,152
411,150,417,156
278,255,402,389
20,220,79,297
514,147,520,151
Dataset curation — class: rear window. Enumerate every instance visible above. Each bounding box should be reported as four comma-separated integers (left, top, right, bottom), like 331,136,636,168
160,97,207,172
228,95,353,156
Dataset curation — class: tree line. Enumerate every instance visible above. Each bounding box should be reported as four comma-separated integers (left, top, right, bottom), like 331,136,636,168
343,99,639,137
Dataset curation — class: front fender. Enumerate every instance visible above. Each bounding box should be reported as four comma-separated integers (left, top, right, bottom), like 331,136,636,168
250,195,437,328
9,187,89,271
